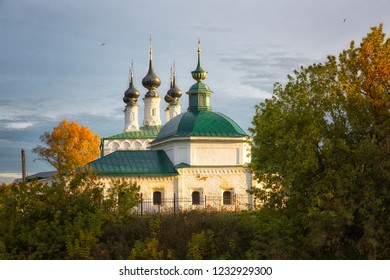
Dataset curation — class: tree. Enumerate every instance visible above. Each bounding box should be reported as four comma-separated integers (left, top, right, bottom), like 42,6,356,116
103,178,141,222
250,24,390,259
33,119,100,172
0,171,142,259
186,230,217,260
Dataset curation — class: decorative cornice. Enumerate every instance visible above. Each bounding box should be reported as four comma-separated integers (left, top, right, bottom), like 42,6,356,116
102,175,177,182
177,166,250,175
151,135,249,147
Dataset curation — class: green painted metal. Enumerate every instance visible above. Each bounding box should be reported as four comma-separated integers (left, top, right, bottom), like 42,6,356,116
154,110,248,141
87,150,177,176
174,162,191,169
103,125,162,140
187,82,212,94
186,82,212,112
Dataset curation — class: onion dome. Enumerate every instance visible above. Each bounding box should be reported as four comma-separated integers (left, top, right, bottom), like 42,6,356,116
167,64,182,105
164,93,173,103
187,39,213,112
191,39,208,82
164,66,174,104
123,62,140,105
142,36,161,97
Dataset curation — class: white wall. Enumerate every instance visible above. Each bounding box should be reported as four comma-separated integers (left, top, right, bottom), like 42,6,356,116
103,138,153,155
152,136,249,166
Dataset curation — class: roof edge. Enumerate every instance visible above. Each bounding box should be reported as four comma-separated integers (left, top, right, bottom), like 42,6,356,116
151,135,250,147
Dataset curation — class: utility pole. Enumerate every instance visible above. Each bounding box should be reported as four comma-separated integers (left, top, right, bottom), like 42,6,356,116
21,148,26,183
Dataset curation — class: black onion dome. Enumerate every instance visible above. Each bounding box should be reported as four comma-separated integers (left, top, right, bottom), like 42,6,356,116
123,64,140,105
142,61,161,91
164,93,173,103
123,96,130,104
142,38,161,97
168,72,182,100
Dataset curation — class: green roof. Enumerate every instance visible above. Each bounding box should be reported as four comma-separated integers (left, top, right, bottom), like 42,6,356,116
87,150,177,176
187,82,212,95
154,110,248,142
103,125,162,140
174,162,191,169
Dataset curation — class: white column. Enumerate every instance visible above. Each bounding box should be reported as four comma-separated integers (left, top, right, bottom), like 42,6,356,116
169,104,181,120
124,104,140,132
165,107,170,123
143,96,161,126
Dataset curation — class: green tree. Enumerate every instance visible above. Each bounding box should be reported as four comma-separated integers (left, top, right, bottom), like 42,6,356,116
186,230,217,260
33,119,100,172
103,178,141,222
128,215,166,260
128,238,165,260
0,171,141,259
250,24,390,259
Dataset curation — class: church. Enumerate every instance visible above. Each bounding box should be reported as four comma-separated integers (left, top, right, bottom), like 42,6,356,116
87,40,255,212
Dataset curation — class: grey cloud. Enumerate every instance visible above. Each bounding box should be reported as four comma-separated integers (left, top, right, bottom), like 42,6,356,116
0,99,14,106
218,45,319,93
212,93,261,134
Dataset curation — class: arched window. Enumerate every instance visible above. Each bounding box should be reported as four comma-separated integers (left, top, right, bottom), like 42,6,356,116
192,191,200,205
223,191,232,205
110,142,119,152
122,142,130,150
153,191,162,205
133,141,142,150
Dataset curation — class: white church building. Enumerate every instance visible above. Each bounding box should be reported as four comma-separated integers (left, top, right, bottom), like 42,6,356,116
88,41,256,212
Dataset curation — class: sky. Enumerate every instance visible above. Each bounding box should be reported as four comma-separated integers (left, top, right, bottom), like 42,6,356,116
0,0,389,183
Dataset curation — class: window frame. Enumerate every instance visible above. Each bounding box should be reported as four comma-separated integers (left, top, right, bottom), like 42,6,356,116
223,191,232,205
153,191,162,206
192,191,201,205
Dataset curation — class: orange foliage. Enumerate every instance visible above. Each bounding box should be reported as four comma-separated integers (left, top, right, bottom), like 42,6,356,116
340,24,390,104
357,24,390,100
33,119,100,172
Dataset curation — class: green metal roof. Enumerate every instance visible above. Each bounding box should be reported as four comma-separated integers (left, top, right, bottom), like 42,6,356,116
154,110,248,142
187,82,212,95
103,125,162,140
87,150,177,176
174,162,191,169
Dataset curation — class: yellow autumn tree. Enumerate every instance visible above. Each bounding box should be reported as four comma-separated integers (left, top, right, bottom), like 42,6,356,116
33,119,100,172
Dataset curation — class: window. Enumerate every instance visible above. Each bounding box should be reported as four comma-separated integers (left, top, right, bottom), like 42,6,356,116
133,141,142,150
153,191,162,205
223,191,232,205
199,94,205,106
192,191,200,205
110,142,119,152
152,108,156,117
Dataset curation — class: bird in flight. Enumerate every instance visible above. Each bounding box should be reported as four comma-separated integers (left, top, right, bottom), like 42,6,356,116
101,43,106,46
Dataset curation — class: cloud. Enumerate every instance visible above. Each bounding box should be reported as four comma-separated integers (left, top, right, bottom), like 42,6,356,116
0,172,21,183
216,44,320,95
3,121,34,129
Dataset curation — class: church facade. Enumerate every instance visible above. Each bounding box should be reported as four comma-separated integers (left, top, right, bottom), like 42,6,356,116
89,40,255,212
